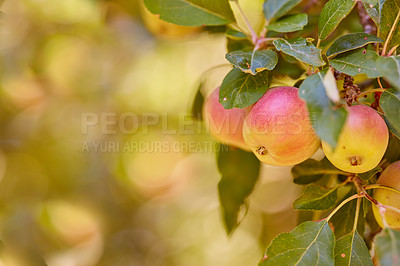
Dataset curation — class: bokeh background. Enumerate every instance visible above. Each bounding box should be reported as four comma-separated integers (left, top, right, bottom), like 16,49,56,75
0,0,305,265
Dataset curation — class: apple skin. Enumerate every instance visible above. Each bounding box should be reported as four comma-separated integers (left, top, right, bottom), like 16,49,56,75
203,87,251,151
322,105,388,173
372,161,400,229
242,86,320,166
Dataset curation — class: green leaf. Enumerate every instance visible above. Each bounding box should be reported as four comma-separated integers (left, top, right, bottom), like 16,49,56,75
217,145,260,235
379,0,400,49
263,0,302,21
219,68,270,109
293,184,338,210
363,0,379,4
334,230,373,266
225,28,248,39
143,0,236,26
375,228,400,266
377,56,400,91
358,166,383,180
292,157,344,185
299,71,348,148
273,38,325,67
384,132,400,163
266,14,308,33
225,50,278,75
318,0,357,40
329,48,381,78
191,82,205,121
326,33,383,58
363,197,371,218
380,90,400,138
260,220,335,266
363,0,386,26
226,37,254,53
330,192,364,238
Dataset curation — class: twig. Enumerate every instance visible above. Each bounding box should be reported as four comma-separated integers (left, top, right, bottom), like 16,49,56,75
325,194,364,221
353,197,361,231
388,45,399,56
382,10,400,56
364,184,400,196
377,77,384,90
356,88,385,99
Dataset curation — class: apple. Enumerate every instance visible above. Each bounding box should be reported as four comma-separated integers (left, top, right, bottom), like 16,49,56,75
242,86,320,166
203,87,251,151
140,2,201,39
322,105,388,173
372,161,400,229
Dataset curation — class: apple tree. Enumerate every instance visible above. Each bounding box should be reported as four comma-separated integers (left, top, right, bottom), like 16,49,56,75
144,0,400,264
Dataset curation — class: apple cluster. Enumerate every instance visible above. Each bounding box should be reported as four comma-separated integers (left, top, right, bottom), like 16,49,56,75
204,86,389,172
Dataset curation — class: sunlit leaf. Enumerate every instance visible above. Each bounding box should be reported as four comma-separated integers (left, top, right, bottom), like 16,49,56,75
322,68,340,103
144,0,236,26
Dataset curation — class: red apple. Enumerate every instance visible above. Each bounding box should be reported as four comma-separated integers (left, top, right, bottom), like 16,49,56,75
242,86,320,166
203,87,251,151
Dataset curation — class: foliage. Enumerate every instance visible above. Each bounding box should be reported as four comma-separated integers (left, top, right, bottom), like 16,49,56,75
132,0,400,264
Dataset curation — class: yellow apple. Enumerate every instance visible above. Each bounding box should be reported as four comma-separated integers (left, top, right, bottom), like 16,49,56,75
322,105,389,173
373,161,400,229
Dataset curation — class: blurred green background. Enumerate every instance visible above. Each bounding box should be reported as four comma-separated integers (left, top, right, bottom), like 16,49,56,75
0,0,302,265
